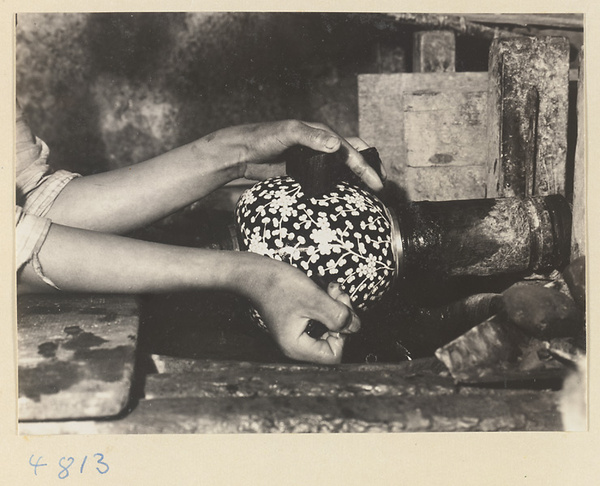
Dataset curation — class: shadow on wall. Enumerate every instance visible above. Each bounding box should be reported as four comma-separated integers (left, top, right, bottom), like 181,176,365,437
16,12,447,176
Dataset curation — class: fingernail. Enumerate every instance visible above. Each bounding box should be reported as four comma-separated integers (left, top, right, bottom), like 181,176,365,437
342,314,360,334
365,169,384,191
328,282,340,290
380,163,388,180
325,136,339,150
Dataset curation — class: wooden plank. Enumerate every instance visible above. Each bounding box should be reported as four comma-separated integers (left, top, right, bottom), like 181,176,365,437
461,14,584,30
404,166,488,201
404,90,487,167
413,30,455,73
486,36,570,198
359,72,488,201
381,13,510,40
18,389,564,434
18,294,139,421
144,357,451,400
150,354,445,375
571,47,585,259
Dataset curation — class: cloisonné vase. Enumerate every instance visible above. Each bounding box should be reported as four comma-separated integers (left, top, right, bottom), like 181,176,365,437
235,176,399,315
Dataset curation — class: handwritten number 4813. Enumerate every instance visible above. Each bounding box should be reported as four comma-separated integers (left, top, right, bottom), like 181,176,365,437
30,454,109,478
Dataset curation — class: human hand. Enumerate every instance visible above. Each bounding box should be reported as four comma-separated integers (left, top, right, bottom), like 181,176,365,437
202,120,385,191
240,256,360,364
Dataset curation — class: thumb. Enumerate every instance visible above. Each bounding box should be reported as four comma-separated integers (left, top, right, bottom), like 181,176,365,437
310,291,356,333
326,283,361,334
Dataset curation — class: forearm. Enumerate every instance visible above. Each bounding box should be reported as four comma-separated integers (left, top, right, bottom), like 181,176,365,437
45,136,243,234
42,120,383,235
18,222,265,295
17,222,359,364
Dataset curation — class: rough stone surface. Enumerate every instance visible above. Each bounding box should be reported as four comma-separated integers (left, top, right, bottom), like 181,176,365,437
486,36,570,198
571,48,586,259
502,284,584,339
435,315,525,379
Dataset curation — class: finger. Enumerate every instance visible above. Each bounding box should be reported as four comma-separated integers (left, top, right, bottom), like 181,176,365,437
304,122,383,191
327,282,344,299
333,292,360,331
280,120,341,153
343,145,384,191
345,136,370,151
294,331,345,364
345,137,388,182
326,283,360,333
309,293,354,333
339,308,360,334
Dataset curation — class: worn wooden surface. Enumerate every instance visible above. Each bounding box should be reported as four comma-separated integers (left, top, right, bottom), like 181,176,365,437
18,294,139,421
413,30,455,73
19,357,565,434
460,14,583,30
571,48,586,259
145,357,450,399
359,72,488,201
486,36,570,198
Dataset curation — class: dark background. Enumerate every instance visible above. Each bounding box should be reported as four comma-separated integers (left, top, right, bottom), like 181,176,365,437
16,12,492,176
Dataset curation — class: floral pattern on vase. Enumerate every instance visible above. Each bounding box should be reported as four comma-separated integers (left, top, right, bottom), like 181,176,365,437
235,177,397,320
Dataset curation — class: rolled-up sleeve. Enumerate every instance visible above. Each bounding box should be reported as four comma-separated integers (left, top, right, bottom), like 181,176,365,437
15,206,52,271
15,102,80,272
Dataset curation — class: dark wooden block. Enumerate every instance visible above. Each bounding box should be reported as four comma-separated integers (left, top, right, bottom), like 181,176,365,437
413,30,456,73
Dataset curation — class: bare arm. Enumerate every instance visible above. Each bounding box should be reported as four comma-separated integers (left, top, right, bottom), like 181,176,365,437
45,120,383,234
19,224,359,364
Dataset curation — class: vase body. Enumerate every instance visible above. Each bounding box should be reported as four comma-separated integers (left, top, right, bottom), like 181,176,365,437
235,176,397,312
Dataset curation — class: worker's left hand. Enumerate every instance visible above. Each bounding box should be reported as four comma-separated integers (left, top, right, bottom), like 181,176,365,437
240,255,360,364
201,120,385,192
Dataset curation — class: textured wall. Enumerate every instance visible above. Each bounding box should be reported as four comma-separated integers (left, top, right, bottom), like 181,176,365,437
16,12,417,175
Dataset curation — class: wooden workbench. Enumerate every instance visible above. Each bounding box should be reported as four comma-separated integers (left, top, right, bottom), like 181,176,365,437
18,293,566,434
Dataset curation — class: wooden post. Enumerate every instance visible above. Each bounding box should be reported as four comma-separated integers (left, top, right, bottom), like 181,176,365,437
487,36,570,198
413,30,456,73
